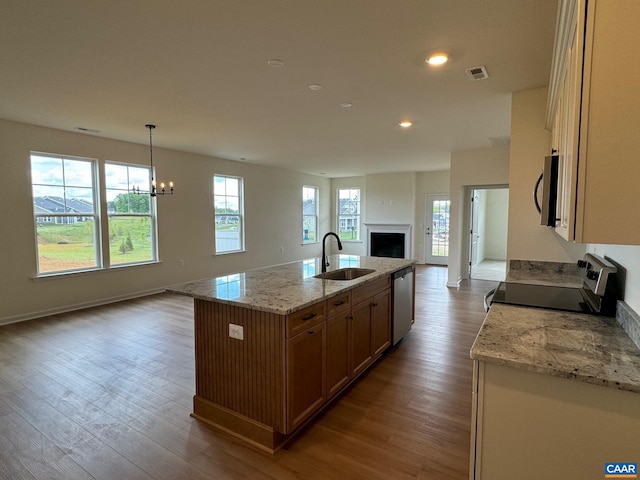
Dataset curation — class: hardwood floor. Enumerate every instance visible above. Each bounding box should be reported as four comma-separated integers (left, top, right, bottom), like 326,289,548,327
0,266,496,480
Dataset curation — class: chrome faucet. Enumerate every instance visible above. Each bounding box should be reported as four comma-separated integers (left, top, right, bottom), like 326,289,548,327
321,232,343,273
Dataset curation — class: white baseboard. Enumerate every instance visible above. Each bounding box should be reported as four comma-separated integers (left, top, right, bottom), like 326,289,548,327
0,288,166,326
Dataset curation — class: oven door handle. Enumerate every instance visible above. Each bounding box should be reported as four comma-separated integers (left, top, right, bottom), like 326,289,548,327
483,288,496,312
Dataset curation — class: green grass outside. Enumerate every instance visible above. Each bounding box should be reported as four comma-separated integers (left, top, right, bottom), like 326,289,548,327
36,217,153,272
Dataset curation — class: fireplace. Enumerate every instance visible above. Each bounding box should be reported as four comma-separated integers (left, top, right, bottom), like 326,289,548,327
371,233,405,258
365,223,411,259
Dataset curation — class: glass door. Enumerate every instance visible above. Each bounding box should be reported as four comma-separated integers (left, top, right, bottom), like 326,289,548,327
424,195,450,265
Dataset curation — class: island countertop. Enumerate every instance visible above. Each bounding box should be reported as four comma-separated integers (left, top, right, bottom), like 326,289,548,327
166,254,415,315
471,303,640,394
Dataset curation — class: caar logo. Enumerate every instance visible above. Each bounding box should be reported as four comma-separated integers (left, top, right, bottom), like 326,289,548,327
605,463,637,478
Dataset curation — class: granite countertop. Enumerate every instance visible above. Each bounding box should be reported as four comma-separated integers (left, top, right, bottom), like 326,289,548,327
166,254,415,315
471,303,640,394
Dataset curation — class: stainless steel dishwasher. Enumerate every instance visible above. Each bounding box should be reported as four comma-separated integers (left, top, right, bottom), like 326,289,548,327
392,265,414,345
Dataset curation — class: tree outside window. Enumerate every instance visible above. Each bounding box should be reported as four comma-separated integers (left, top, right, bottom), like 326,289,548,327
105,162,156,265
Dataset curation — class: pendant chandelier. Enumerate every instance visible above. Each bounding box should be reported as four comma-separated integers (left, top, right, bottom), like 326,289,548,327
132,124,174,197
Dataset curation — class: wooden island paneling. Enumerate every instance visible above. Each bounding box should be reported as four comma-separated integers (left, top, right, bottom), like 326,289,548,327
167,256,415,453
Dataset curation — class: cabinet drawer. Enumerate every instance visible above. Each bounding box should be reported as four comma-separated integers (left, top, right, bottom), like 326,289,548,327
286,302,326,338
326,292,351,317
352,276,391,305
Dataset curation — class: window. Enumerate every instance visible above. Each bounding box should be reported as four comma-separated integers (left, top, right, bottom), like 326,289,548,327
337,188,361,241
302,186,318,244
214,175,244,254
105,162,156,265
31,153,100,274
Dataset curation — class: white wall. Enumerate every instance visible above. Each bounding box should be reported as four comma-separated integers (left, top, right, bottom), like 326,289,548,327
507,87,586,262
0,119,330,323
331,172,444,261
365,173,417,258
482,188,509,261
447,147,510,287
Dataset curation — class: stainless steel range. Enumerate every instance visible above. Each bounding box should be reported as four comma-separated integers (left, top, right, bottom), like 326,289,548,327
487,253,618,316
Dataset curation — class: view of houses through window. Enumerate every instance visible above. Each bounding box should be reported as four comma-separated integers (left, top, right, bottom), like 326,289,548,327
30,153,158,275
214,175,244,254
31,154,99,274
337,188,360,241
302,186,318,243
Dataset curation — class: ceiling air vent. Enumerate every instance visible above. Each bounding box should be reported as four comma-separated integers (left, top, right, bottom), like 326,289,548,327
466,66,489,81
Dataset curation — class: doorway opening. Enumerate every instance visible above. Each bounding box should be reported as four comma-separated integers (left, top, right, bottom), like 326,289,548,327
469,187,508,281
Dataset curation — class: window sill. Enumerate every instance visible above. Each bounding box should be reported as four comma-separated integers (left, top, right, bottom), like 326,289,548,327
302,241,320,246
31,261,162,281
214,249,246,256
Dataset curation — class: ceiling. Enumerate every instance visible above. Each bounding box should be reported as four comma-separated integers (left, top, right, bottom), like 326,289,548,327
0,0,558,178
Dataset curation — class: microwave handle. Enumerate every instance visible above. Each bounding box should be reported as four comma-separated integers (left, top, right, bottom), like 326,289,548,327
534,149,558,214
533,172,543,214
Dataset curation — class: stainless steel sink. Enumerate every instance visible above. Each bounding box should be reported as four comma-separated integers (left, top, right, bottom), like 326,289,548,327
314,268,375,280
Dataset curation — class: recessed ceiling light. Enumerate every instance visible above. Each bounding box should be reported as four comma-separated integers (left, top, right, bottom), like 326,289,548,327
426,52,449,65
339,102,353,108
267,59,285,67
399,121,413,128
308,84,323,91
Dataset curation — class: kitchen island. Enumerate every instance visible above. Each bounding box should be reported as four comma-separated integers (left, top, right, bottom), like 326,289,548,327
167,255,415,452
470,296,640,479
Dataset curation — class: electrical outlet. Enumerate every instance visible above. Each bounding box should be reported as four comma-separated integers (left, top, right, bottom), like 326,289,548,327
179,259,185,267
229,323,244,340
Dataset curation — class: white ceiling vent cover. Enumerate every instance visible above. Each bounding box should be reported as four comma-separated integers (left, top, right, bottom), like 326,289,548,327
466,66,489,80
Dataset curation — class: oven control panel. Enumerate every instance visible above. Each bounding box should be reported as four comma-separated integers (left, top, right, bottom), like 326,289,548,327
577,253,617,296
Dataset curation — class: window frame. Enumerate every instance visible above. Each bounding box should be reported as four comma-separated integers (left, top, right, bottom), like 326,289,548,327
213,174,245,255
30,152,102,275
337,187,361,242
104,161,158,267
302,185,319,244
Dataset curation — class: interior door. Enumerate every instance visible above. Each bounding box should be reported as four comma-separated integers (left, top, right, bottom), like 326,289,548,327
470,191,480,277
424,195,450,265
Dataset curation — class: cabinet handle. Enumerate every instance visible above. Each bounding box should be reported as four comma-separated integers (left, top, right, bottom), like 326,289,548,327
372,302,378,307
333,300,345,306
302,313,317,321
308,330,315,335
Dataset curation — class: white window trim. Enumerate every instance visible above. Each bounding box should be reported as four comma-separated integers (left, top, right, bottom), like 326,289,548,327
302,185,319,244
105,160,159,267
31,152,103,276
213,174,245,255
337,187,361,242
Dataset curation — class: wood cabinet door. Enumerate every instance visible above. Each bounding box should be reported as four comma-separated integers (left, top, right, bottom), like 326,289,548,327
326,312,350,398
350,300,372,378
286,322,326,432
371,289,391,358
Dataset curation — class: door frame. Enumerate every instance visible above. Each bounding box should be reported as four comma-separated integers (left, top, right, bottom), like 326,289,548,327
463,185,509,280
424,194,450,265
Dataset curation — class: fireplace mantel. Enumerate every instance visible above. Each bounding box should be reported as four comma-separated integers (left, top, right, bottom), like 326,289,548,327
364,223,411,259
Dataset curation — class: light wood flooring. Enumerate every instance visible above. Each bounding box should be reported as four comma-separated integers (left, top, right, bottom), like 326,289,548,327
0,266,497,479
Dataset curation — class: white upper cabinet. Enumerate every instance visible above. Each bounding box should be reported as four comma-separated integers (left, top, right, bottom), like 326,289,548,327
547,0,640,245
